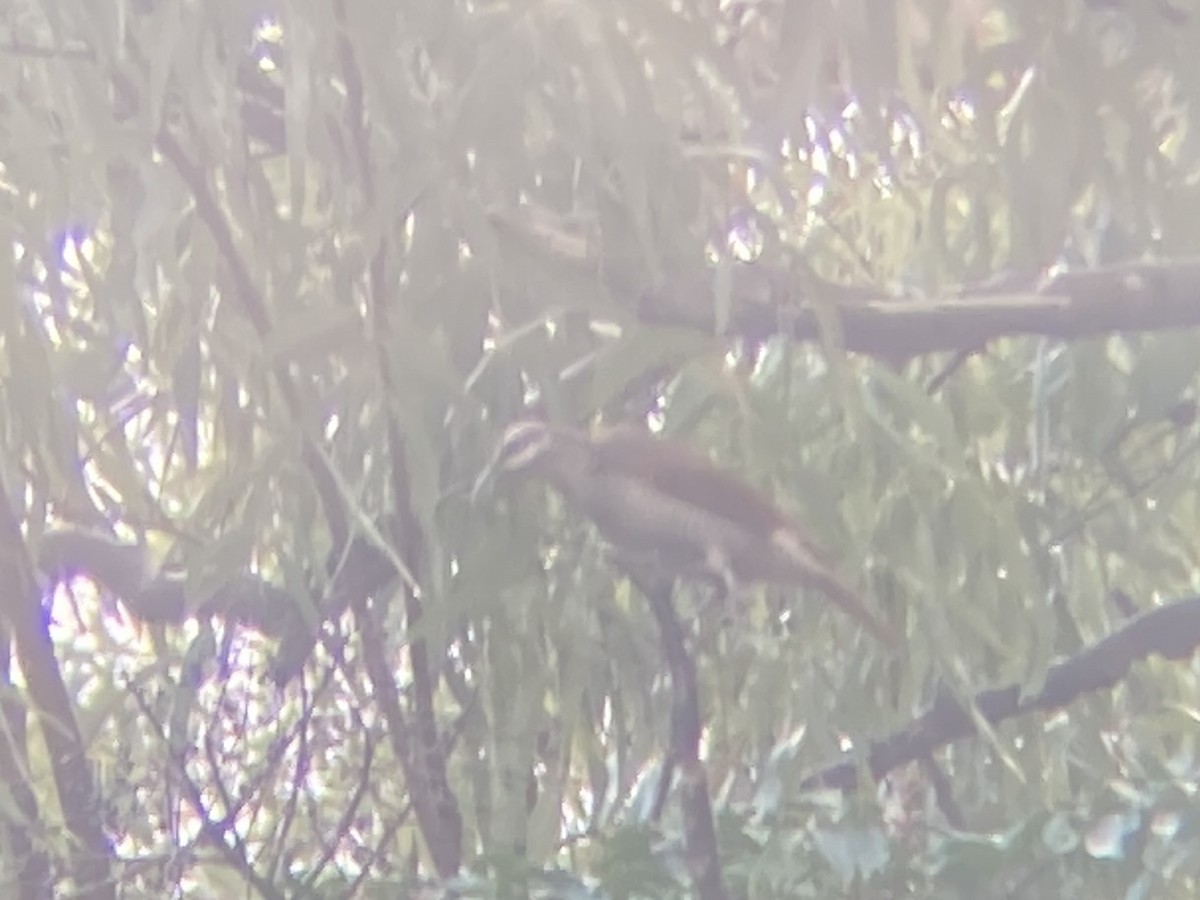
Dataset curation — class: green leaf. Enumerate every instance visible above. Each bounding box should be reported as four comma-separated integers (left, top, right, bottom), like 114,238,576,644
1085,811,1141,861
1131,332,1200,421
595,823,678,896
864,365,966,461
261,300,363,366
172,335,201,470
568,327,715,415
1042,811,1081,855
813,825,890,886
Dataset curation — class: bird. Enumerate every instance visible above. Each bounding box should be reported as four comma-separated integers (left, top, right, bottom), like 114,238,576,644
472,418,895,645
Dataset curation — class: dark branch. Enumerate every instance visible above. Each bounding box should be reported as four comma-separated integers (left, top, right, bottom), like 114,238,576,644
802,594,1200,793
0,608,53,899
638,257,1200,358
331,0,463,876
34,527,396,686
0,496,113,899
627,568,729,900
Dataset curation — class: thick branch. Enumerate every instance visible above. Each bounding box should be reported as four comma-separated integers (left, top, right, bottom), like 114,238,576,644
328,0,463,876
627,568,729,900
802,593,1200,794
640,257,1200,357
35,527,397,685
0,621,52,899
0,498,113,899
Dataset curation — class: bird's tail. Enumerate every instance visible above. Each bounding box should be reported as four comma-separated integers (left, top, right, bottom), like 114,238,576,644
811,568,897,647
771,529,897,647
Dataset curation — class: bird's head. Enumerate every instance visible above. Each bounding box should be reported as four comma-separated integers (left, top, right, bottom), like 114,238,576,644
471,419,588,504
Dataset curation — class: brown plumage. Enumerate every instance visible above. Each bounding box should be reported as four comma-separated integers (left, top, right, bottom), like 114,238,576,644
475,419,895,645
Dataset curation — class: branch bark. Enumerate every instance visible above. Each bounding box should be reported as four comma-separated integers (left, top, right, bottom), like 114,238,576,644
0,612,53,900
153,75,464,875
627,568,729,900
639,258,1200,357
0,491,113,899
801,593,1200,794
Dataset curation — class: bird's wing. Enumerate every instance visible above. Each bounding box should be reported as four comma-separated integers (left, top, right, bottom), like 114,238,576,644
590,426,895,644
589,426,794,538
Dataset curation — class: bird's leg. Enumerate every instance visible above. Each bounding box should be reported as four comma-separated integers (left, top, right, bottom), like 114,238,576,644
699,545,745,628
701,544,732,594
605,546,675,586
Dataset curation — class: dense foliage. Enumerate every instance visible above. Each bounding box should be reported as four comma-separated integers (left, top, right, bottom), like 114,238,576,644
2,1,1200,897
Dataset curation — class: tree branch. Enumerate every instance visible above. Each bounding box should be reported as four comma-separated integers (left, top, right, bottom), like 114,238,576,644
801,593,1200,794
0,494,113,899
327,0,464,876
641,257,1200,358
0,606,53,900
626,568,729,900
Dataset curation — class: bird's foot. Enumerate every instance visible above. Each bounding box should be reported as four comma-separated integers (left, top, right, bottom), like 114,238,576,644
694,555,745,629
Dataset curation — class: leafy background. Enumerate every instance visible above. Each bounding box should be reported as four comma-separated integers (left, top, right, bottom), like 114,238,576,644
2,0,1200,897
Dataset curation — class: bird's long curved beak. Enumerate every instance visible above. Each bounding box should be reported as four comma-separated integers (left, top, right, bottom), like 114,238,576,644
470,455,501,505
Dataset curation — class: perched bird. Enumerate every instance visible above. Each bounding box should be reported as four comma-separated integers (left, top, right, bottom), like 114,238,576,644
472,419,895,645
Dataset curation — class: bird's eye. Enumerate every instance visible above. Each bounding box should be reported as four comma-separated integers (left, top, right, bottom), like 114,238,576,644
498,424,551,470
